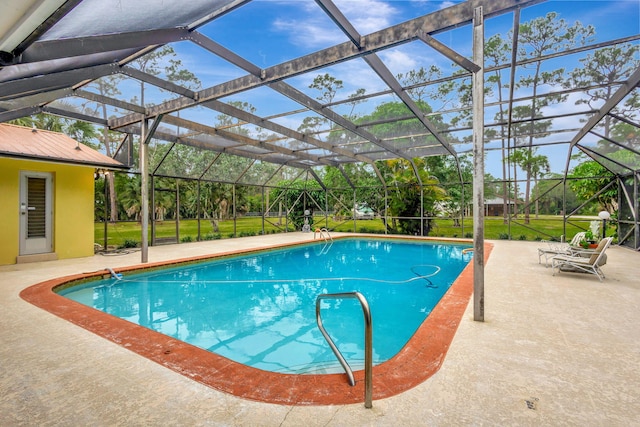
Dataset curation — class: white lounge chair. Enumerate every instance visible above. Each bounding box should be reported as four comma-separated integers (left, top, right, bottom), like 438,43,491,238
551,237,613,282
538,232,586,267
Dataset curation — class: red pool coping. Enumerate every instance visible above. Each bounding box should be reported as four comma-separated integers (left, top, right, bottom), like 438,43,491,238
20,237,492,406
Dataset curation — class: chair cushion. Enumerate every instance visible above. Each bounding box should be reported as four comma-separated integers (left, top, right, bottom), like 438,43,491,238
588,239,608,264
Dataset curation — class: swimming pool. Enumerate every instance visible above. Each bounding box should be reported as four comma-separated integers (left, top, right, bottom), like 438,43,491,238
58,238,471,374
20,234,488,405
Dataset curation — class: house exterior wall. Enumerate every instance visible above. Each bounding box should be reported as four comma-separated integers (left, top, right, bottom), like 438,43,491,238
0,158,95,265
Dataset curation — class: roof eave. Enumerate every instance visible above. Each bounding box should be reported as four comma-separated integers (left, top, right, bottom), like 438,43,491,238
0,151,129,170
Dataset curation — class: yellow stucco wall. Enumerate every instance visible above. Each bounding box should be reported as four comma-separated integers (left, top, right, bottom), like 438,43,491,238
0,158,95,265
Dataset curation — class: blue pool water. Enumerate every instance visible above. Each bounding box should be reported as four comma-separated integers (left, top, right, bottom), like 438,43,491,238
59,238,472,373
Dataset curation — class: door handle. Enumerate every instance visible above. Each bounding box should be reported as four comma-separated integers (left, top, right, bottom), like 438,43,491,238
20,204,36,215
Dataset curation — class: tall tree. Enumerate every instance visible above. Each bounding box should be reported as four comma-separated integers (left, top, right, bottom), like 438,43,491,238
525,151,550,218
345,88,367,119
378,157,446,235
215,101,255,132
533,173,579,215
298,73,347,149
10,108,99,147
516,12,594,223
609,121,640,152
504,147,527,218
309,73,343,104
270,179,325,230
568,43,640,141
569,159,617,213
116,173,142,220
322,163,381,222
484,33,511,224
127,46,202,222
427,154,473,227
81,72,124,222
397,65,442,105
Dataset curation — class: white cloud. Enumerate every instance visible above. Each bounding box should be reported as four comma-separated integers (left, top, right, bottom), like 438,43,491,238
541,89,597,132
333,0,399,34
408,0,458,12
273,0,401,49
272,17,345,48
377,50,418,75
438,1,456,10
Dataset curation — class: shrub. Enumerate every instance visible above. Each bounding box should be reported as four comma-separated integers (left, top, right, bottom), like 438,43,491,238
498,233,509,240
203,232,222,240
180,235,193,243
518,235,527,241
119,238,139,249
359,226,380,233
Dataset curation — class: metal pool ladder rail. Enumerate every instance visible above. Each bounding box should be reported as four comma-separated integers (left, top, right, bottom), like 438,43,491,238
313,227,332,241
315,291,373,408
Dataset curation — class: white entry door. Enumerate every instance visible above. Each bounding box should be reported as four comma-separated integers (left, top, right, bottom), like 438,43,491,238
19,171,53,255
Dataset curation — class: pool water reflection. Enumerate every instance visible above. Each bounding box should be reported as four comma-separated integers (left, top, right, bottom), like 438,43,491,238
59,238,471,373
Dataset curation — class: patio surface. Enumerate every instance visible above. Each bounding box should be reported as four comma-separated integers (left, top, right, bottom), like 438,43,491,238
1,233,639,426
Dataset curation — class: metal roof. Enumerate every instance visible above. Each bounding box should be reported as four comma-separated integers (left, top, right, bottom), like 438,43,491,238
0,0,639,185
0,123,126,169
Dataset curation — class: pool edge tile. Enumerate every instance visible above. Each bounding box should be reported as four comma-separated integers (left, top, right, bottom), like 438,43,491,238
19,237,490,406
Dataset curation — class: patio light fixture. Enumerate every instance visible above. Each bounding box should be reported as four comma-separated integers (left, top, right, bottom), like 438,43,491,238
598,210,611,239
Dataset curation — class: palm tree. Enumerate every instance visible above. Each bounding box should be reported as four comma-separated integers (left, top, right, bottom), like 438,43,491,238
526,153,551,219
505,148,527,219
380,158,446,235
116,174,142,221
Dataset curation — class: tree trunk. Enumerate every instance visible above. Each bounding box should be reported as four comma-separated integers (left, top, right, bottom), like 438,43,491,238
512,164,518,219
524,160,532,224
97,83,119,223
534,176,539,219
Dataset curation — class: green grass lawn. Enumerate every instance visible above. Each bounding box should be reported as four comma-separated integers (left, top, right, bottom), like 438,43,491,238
95,215,602,249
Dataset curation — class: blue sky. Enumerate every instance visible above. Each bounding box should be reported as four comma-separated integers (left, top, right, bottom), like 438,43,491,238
112,0,640,178
187,1,639,84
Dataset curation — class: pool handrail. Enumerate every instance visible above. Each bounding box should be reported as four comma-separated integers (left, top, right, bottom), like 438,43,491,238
315,291,373,409
313,227,332,242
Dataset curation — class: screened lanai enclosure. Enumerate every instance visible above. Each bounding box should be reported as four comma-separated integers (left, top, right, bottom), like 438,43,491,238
1,0,640,258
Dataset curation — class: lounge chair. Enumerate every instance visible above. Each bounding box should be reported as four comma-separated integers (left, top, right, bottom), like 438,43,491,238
537,232,586,267
551,237,613,281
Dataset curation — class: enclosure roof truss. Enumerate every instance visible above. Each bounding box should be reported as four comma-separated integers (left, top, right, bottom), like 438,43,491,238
0,0,638,184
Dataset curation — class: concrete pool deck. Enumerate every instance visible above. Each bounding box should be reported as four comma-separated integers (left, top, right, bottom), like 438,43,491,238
1,233,639,426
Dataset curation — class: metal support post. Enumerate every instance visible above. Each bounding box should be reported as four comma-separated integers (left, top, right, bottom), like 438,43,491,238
140,118,149,263
472,6,485,322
